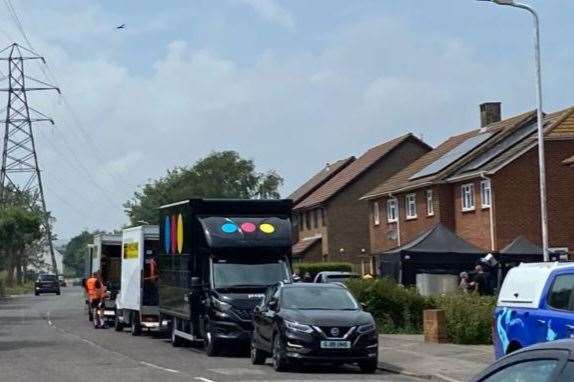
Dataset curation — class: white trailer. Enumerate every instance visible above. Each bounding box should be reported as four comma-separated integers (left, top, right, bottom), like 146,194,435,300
114,225,162,335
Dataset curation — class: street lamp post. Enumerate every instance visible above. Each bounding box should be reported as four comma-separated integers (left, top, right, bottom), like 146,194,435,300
481,0,550,261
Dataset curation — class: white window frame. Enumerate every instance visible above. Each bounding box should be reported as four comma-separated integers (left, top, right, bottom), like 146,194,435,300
373,201,380,226
386,198,398,223
426,189,434,216
480,179,491,208
405,193,417,219
461,183,475,211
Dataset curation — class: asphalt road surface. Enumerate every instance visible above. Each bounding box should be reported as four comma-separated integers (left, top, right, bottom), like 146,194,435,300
0,287,423,382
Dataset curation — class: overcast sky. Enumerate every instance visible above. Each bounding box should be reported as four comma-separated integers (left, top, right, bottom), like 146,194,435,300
0,0,573,240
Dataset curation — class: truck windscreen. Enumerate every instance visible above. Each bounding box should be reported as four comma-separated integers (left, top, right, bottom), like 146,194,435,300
212,259,289,289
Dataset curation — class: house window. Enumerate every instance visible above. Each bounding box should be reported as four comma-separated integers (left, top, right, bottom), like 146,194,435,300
406,193,417,219
480,180,491,208
387,198,398,222
462,183,475,211
320,208,326,226
426,190,434,216
373,201,380,226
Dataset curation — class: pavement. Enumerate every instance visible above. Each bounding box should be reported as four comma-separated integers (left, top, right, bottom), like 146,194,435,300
0,286,425,382
378,334,494,382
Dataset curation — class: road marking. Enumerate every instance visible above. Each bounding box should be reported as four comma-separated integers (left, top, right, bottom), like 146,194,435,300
434,374,463,382
208,368,265,376
140,361,180,374
194,378,216,382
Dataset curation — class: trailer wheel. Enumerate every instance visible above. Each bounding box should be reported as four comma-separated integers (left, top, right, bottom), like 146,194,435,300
170,318,185,347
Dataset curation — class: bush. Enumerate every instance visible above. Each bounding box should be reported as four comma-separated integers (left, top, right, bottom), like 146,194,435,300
346,278,433,334
294,262,353,278
431,293,496,345
347,277,496,343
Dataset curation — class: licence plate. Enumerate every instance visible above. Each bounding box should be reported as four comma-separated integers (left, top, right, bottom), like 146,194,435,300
104,310,115,316
320,341,351,349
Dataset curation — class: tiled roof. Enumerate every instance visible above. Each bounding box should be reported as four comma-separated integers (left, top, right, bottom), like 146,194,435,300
362,110,536,199
295,134,423,210
287,157,355,205
292,235,322,255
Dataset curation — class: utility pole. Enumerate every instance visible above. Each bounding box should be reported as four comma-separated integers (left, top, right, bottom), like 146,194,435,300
0,43,60,274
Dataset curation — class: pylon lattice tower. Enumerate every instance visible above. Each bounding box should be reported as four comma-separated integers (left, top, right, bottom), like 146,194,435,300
0,43,60,274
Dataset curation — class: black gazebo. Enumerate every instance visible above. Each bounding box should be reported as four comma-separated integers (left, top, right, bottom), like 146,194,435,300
378,224,486,286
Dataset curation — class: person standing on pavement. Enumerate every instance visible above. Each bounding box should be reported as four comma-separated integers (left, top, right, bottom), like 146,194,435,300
86,273,105,328
472,265,491,295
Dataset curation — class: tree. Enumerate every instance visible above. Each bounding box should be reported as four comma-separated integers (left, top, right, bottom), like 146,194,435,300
62,230,95,277
124,151,283,225
0,206,43,285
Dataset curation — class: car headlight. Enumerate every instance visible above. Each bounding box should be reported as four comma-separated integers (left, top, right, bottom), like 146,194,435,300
212,298,232,312
357,323,376,334
284,320,314,334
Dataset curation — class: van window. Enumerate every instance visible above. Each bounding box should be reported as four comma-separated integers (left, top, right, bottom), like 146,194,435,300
548,274,574,311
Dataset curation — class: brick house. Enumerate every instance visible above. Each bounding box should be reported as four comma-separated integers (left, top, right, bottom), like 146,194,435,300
362,103,574,270
291,134,431,273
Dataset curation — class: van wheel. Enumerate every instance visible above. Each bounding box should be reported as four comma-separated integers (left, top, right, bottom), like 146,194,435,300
205,328,220,357
131,313,142,336
272,334,288,372
170,319,185,347
251,339,266,365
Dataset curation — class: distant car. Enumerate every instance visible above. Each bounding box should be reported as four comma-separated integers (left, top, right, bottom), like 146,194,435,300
251,283,378,373
470,339,574,382
494,262,574,359
313,271,360,284
34,274,61,296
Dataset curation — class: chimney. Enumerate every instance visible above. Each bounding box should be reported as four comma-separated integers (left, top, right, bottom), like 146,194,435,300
480,102,501,128
325,162,331,171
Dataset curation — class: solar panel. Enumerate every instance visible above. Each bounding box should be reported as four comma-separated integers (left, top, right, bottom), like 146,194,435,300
459,122,537,173
409,133,493,180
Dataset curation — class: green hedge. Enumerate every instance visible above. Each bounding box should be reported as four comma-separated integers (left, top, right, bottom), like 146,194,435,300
346,278,496,344
294,262,353,278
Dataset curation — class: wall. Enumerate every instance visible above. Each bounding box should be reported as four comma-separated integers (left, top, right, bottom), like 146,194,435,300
327,139,430,265
453,179,493,250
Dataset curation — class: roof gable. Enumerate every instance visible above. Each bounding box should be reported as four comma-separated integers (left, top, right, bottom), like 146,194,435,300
287,157,355,205
295,134,427,210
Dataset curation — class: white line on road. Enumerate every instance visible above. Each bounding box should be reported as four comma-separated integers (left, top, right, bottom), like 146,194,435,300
194,377,216,382
141,361,181,374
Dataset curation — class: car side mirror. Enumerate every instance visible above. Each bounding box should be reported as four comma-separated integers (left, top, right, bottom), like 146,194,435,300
360,302,367,310
268,299,278,311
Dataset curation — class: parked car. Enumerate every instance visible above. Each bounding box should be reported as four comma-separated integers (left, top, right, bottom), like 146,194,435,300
251,282,378,373
470,339,574,382
494,262,574,359
34,274,61,296
313,271,360,284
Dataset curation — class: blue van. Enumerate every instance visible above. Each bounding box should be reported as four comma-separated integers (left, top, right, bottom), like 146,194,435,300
495,262,574,359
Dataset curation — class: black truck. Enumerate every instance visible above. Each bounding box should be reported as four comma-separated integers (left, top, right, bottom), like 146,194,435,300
158,199,293,356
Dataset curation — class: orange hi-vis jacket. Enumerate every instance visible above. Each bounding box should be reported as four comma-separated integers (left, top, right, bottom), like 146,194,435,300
86,277,101,302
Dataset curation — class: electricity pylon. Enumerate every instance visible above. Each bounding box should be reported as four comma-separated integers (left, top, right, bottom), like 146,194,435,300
0,43,60,274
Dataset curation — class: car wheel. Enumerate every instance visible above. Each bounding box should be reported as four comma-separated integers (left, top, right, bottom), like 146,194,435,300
56,291,61,296
272,334,288,372
251,339,267,365
34,292,39,296
170,319,185,347
359,360,378,374
205,328,220,357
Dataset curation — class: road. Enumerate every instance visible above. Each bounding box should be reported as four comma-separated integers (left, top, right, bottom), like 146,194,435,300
0,287,423,382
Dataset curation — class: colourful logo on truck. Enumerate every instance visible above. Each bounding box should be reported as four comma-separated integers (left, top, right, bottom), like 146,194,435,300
164,214,184,254
177,214,183,254
164,216,171,253
123,242,139,259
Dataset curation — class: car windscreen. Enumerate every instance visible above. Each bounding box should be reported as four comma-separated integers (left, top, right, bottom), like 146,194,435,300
325,274,359,283
212,259,289,289
282,287,359,310
39,275,58,282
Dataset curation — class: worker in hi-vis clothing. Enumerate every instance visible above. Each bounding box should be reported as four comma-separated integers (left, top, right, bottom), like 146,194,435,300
86,273,106,328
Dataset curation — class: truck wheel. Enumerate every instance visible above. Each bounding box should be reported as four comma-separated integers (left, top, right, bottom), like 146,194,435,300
131,313,142,336
272,334,288,372
250,339,266,365
170,319,185,347
205,329,220,357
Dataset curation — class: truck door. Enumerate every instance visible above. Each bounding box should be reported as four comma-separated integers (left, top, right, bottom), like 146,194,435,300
535,273,574,343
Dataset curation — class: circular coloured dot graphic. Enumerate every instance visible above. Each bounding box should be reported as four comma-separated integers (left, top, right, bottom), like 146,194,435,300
240,222,256,233
259,223,275,234
221,223,238,233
